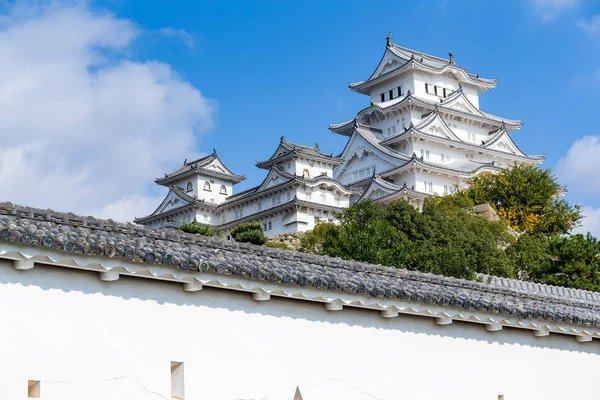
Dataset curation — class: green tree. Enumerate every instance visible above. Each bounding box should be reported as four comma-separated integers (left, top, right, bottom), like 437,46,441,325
459,164,582,236
179,221,215,236
231,221,267,245
302,198,514,280
505,233,550,281
529,234,600,291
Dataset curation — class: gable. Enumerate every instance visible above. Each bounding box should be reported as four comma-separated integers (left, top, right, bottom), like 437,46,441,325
153,189,192,216
204,158,232,175
484,132,527,157
369,48,406,80
415,114,460,141
362,181,397,201
442,92,483,117
335,149,396,183
336,133,401,181
256,169,293,192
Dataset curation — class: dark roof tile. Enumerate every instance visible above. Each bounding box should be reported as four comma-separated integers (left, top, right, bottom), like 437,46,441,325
1,201,600,327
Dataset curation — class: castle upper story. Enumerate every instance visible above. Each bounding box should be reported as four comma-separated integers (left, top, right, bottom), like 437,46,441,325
349,33,497,110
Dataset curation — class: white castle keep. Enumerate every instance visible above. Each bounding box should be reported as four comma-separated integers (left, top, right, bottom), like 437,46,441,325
136,34,542,236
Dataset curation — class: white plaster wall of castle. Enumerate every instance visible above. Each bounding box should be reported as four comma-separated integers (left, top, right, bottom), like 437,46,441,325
368,72,414,104
195,175,232,205
412,71,480,108
290,158,334,180
2,258,599,400
413,171,461,195
444,118,493,143
388,172,417,189
174,177,197,198
334,149,396,185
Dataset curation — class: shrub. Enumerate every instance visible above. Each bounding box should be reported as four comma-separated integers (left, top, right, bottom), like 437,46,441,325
265,242,290,250
179,221,215,237
231,221,267,245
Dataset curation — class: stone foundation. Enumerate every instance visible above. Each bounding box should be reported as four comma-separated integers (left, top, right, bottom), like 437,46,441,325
267,232,306,251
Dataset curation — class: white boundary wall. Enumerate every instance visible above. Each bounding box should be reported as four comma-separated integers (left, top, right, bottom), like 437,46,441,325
1,258,599,400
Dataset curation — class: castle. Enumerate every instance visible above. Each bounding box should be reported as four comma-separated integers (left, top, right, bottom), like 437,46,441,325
136,34,542,235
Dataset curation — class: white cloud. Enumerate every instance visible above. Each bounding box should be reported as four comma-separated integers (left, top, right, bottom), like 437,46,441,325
158,27,195,50
528,0,580,20
577,14,600,38
555,136,600,198
573,206,600,237
0,3,215,222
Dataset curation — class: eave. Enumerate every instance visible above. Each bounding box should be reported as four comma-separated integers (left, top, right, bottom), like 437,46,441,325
381,127,544,164
353,93,522,132
155,167,246,186
256,151,345,170
349,55,496,96
217,198,344,230
380,156,500,179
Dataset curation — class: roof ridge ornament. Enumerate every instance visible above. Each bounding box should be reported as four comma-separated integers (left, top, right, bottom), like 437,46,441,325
183,158,187,165
386,32,392,47
280,135,285,142
212,148,217,155
314,142,319,151
449,50,455,65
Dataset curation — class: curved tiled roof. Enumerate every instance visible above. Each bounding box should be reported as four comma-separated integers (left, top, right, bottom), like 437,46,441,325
331,92,522,136
1,201,600,329
380,120,544,163
349,42,497,95
155,150,245,186
379,154,501,178
256,138,344,169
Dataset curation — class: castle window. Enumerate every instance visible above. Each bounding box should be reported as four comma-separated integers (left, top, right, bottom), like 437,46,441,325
287,192,291,201
219,185,227,195
380,93,385,102
171,362,185,400
434,85,441,96
444,185,449,194
425,83,432,94
425,150,430,159
28,381,40,398
389,89,394,100
186,182,193,192
268,222,272,230
203,182,211,191
258,201,262,211
397,86,403,97
443,88,448,97
302,169,310,179
441,154,445,163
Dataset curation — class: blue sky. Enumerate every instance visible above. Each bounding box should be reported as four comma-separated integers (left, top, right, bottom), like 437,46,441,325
0,0,599,234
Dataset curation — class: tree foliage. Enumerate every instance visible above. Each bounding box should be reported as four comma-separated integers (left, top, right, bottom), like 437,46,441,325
301,164,600,292
302,198,514,280
179,221,215,236
459,164,582,236
231,221,267,245
513,234,600,292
